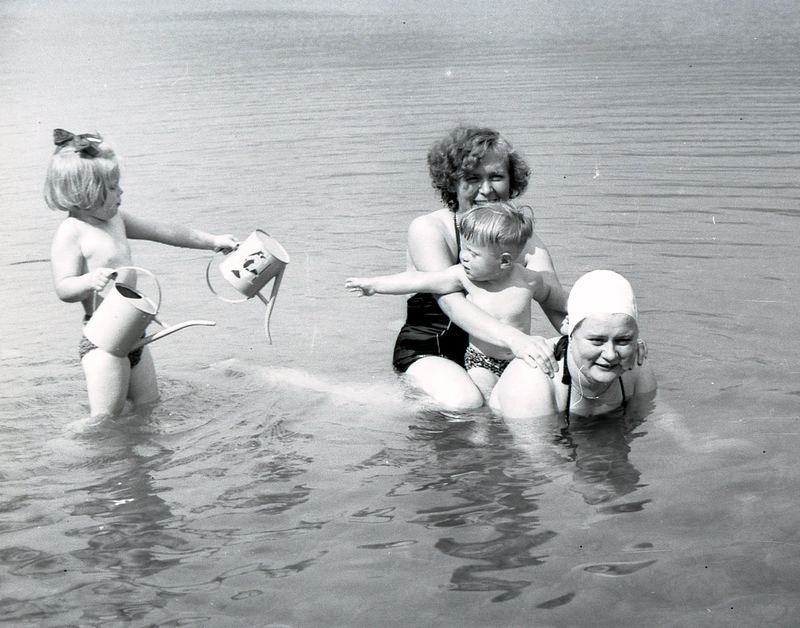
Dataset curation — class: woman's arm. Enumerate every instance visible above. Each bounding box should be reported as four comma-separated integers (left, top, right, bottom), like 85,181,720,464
523,235,568,332
522,267,568,334
122,212,237,251
631,357,657,395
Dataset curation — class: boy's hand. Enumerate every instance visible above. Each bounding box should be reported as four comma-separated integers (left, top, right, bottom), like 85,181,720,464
345,278,375,296
213,234,239,254
88,268,117,292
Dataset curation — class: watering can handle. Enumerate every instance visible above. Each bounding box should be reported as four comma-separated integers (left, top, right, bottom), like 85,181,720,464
113,266,162,309
205,252,249,304
91,265,162,314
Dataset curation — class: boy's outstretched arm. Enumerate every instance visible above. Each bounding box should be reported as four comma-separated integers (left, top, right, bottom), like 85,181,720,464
122,211,237,252
346,266,463,297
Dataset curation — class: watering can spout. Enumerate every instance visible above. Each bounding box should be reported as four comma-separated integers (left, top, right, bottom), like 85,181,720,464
255,268,285,345
132,319,217,350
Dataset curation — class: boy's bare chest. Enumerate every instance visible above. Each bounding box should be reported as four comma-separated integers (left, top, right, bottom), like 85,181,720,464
467,284,532,321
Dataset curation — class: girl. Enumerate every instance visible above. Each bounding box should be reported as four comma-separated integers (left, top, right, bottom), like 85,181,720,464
46,128,238,418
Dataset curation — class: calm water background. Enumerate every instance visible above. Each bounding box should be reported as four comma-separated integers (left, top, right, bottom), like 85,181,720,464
2,0,799,626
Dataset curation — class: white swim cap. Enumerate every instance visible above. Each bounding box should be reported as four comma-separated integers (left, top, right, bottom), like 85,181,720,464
567,270,638,336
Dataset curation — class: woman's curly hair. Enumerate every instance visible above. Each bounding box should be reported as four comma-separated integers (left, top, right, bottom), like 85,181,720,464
427,126,530,211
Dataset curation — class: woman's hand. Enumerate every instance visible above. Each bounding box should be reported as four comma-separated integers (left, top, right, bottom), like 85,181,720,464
637,338,648,365
508,333,558,378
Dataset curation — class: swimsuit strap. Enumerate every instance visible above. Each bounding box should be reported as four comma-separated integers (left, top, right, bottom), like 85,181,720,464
554,335,571,425
438,211,464,338
453,211,461,258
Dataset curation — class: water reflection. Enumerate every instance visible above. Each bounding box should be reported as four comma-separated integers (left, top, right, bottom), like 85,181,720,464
389,403,653,603
66,411,179,623
556,402,652,508
394,412,556,602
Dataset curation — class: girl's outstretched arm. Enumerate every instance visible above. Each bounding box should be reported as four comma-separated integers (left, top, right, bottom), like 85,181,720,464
122,211,236,252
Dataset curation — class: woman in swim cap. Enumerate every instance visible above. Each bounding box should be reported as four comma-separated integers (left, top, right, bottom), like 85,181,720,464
490,270,656,422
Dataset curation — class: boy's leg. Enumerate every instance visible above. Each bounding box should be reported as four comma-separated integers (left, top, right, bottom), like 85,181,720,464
467,366,499,402
81,349,131,417
128,346,159,406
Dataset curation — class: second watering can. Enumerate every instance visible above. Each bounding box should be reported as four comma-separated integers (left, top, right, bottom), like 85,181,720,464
84,266,216,357
205,229,289,343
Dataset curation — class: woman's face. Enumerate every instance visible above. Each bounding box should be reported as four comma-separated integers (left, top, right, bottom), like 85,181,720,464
570,313,638,385
455,149,511,210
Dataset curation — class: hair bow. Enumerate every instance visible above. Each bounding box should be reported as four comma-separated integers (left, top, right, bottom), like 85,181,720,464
53,128,103,157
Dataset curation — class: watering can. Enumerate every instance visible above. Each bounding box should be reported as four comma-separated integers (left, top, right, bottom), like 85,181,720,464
205,229,289,343
83,266,216,357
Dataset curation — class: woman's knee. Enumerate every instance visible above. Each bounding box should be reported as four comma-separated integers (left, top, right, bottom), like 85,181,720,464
406,358,484,411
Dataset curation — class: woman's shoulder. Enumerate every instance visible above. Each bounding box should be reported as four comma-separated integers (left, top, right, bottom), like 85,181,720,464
489,349,563,420
410,208,453,227
408,209,455,241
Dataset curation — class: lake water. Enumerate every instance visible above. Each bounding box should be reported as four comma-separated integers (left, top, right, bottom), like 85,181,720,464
1,1,799,626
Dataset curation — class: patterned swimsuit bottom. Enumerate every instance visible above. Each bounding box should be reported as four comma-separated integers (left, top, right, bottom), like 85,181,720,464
78,314,144,368
463,345,511,377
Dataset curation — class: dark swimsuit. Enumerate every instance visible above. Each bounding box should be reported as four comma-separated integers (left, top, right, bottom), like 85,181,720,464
555,335,626,426
78,313,144,368
392,213,469,373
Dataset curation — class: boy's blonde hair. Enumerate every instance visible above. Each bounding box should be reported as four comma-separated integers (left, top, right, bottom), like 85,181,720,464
459,201,534,255
44,134,119,213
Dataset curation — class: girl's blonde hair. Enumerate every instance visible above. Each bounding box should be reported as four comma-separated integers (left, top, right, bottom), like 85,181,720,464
44,137,119,212
459,201,534,255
